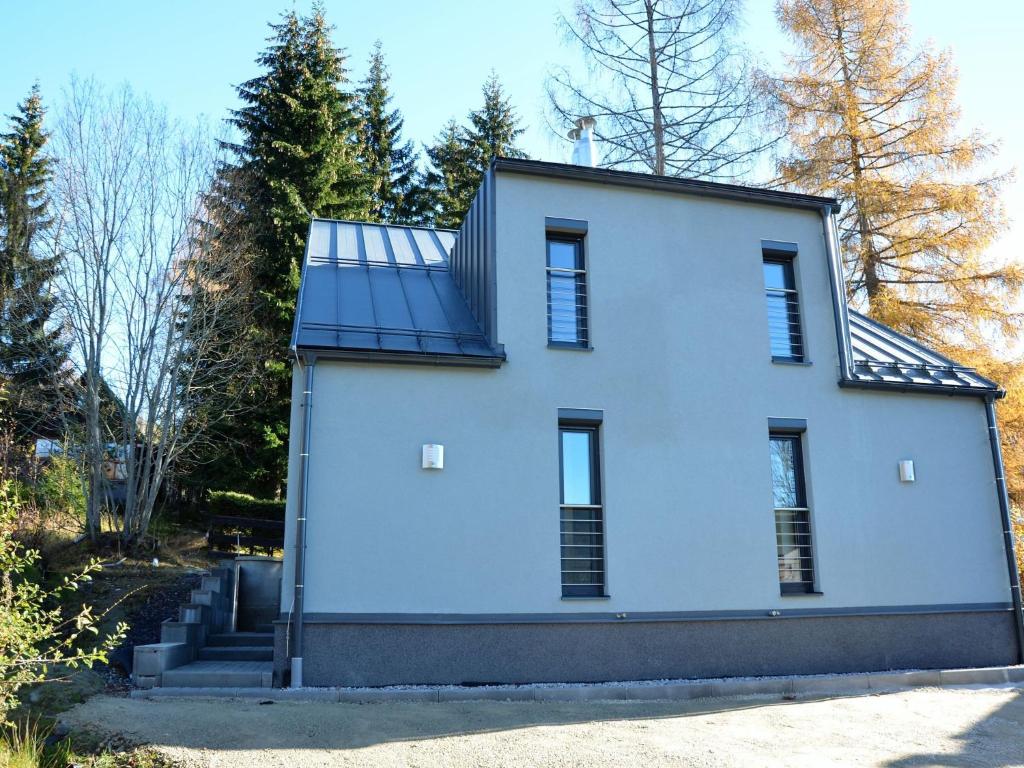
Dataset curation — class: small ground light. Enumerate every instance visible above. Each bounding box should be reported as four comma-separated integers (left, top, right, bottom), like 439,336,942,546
422,444,444,470
898,460,915,483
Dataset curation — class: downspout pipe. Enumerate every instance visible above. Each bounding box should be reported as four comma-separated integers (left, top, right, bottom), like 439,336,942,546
985,395,1024,663
820,205,854,381
291,353,316,687
817,204,1021,659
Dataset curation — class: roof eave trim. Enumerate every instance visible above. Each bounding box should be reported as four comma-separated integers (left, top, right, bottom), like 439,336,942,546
290,219,317,351
838,377,1004,400
294,345,506,369
492,158,841,213
849,311,1001,389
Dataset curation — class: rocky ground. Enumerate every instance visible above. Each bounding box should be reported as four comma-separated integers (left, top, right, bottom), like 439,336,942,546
95,569,205,691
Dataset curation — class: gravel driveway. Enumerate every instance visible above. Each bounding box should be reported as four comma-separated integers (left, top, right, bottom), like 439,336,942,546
63,686,1024,767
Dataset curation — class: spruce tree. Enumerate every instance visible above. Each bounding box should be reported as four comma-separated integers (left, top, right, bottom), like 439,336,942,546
211,5,368,495
423,74,527,229
467,73,527,168
0,85,67,443
358,41,421,224
422,120,477,230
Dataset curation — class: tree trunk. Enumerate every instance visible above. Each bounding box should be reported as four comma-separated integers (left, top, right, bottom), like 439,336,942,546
833,6,880,300
85,361,103,541
645,0,666,175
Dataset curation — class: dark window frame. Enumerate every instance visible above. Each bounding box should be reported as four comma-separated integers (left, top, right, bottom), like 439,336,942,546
558,420,606,598
547,233,589,348
769,430,816,595
763,251,805,363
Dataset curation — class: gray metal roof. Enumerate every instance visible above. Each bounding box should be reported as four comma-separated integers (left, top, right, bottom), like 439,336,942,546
291,219,503,365
848,310,998,393
292,219,995,391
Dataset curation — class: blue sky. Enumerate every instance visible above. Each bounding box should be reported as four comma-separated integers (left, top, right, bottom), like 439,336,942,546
4,1,1023,310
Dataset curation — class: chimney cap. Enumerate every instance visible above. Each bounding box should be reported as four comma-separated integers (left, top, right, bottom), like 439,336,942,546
569,116,599,167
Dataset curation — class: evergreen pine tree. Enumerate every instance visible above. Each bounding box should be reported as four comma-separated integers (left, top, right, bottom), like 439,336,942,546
0,85,68,443
358,41,421,224
423,74,527,229
210,5,368,495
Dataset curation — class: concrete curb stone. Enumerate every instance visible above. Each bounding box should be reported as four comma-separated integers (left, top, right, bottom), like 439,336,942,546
336,688,439,703
130,664,1024,703
868,670,941,690
438,687,537,702
939,667,1009,686
710,678,788,697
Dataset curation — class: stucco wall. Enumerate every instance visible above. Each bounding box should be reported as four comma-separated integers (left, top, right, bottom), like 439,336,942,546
281,173,1011,618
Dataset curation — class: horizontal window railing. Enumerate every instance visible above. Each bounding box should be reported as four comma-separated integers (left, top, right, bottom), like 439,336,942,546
547,267,588,345
560,504,604,593
766,290,804,359
775,506,814,590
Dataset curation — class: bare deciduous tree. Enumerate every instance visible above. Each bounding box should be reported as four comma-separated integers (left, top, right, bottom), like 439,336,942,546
547,0,773,179
48,79,256,546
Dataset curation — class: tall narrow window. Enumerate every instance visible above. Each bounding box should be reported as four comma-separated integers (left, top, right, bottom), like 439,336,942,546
547,235,588,346
559,423,604,596
763,254,803,361
769,433,815,594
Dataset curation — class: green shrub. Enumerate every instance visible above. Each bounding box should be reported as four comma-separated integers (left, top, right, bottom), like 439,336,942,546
207,491,284,520
34,462,85,524
34,457,86,527
0,482,127,725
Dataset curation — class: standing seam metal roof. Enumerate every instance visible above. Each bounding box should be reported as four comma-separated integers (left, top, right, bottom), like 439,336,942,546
848,310,998,393
291,220,998,395
291,219,503,363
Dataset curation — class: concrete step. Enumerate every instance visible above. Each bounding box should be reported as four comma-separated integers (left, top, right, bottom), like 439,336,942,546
201,575,227,594
197,646,273,662
191,589,232,612
179,603,210,625
133,642,192,680
160,619,206,648
206,632,274,648
161,660,272,688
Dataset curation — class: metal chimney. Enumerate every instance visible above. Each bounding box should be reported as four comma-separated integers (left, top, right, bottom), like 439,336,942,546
569,116,599,167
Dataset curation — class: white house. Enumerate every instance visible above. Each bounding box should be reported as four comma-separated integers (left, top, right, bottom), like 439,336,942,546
277,152,1023,688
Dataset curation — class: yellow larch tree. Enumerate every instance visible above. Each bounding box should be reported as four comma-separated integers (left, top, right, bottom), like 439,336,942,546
763,0,1024,551
763,0,1022,350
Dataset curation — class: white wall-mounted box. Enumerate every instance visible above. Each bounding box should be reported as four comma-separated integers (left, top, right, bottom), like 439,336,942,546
422,444,444,470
